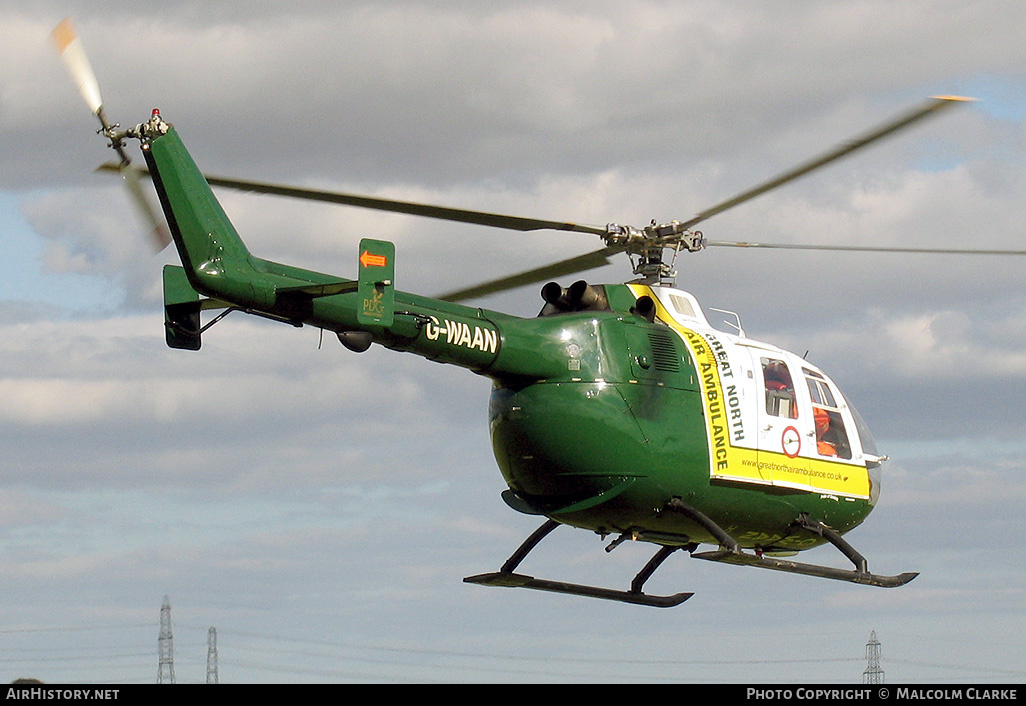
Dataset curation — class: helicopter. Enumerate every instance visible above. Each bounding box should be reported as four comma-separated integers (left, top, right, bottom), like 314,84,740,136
53,20,1026,608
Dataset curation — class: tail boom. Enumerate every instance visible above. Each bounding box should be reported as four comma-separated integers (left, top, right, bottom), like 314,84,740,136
140,117,507,373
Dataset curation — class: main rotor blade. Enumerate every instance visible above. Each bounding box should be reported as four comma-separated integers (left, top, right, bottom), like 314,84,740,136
704,240,1026,256
679,96,974,231
199,173,609,236
436,246,624,302
102,163,608,240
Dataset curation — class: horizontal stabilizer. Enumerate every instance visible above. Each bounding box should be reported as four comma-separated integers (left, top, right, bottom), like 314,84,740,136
163,265,202,350
162,265,236,350
274,281,358,298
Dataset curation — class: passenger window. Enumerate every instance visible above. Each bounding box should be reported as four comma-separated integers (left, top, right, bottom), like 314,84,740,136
762,358,798,418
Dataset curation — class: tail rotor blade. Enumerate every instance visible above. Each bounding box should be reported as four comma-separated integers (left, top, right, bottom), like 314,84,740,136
52,18,171,252
121,163,172,251
51,18,103,116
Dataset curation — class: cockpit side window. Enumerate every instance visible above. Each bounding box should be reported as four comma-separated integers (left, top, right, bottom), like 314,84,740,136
806,375,836,408
762,358,798,419
806,374,852,459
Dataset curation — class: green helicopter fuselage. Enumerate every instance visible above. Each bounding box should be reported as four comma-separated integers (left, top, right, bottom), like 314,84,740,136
146,121,878,557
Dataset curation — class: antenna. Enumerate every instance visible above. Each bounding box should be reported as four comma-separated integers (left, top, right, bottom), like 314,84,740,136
206,627,219,684
157,595,175,684
708,307,745,337
863,630,884,684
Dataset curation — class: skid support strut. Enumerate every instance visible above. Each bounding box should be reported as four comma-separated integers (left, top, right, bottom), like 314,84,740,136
464,519,694,607
464,503,917,607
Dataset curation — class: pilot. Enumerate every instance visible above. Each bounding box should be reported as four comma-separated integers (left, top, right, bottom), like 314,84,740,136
814,407,837,456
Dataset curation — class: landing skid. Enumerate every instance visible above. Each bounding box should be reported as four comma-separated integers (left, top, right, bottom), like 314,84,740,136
464,570,694,608
465,503,918,607
463,519,694,608
692,512,919,588
690,549,918,587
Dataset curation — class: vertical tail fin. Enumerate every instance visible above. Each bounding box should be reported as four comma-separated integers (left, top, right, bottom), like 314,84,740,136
139,115,360,322
141,120,271,306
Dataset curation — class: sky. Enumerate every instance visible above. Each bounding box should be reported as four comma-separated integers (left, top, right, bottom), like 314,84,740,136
1,0,1025,684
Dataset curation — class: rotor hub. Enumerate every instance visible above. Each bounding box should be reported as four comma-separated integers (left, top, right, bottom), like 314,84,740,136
603,222,705,284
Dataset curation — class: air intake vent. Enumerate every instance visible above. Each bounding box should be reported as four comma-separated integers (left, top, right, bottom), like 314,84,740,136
648,330,680,372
